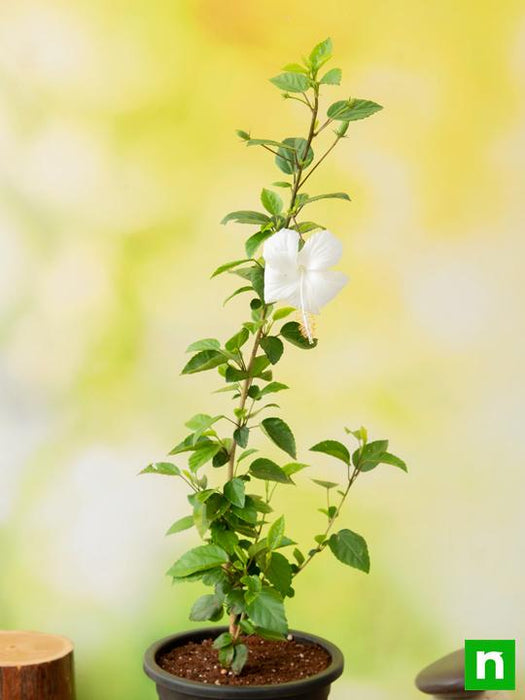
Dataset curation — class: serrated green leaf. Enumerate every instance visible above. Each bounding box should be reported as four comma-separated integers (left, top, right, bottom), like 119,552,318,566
267,515,285,551
310,439,350,465
231,643,248,675
327,98,383,122
275,137,314,175
280,321,318,349
245,230,273,258
328,529,370,573
261,417,296,458
270,72,310,93
189,443,221,471
140,462,180,476
265,552,292,596
246,588,288,635
221,210,271,226
211,259,251,278
189,594,223,622
166,515,194,535
295,221,324,234
223,477,246,508
182,350,227,375
353,439,389,472
282,62,309,74
168,544,229,579
186,338,220,352
303,192,351,205
233,425,249,449
319,67,342,85
213,632,233,650
225,327,249,352
260,336,284,365
309,37,333,70
249,458,293,484
261,188,283,215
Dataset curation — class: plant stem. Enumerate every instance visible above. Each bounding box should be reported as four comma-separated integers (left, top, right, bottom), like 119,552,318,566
294,464,361,576
298,133,341,190
285,85,319,227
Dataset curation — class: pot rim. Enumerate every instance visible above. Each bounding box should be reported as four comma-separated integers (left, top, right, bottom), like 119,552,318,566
143,626,344,698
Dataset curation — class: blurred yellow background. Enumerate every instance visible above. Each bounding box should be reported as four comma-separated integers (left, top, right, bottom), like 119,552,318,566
1,1,524,698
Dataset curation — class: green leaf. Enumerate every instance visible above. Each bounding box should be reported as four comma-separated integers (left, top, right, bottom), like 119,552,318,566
233,426,249,449
223,285,252,306
166,515,194,535
168,544,229,579
310,439,350,465
282,62,309,74
182,350,227,375
312,479,339,489
327,98,383,122
261,188,283,215
246,588,288,636
218,645,235,667
169,434,214,456
189,443,221,471
261,417,296,458
282,462,309,476
293,547,305,566
303,192,351,205
210,524,239,555
223,478,246,508
281,321,318,349
225,327,249,352
379,452,408,472
140,462,180,476
245,230,273,258
211,259,251,278
185,414,221,442
295,221,323,234
231,643,248,675
186,338,220,352
266,552,292,596
213,632,233,650
309,37,333,70
221,211,271,226
237,447,258,464
260,336,284,365
249,458,293,484
272,181,292,188
270,72,310,93
246,138,296,151
353,439,389,472
234,265,265,300
236,130,250,141
259,381,289,397
328,529,370,573
267,515,285,551
189,594,223,622
212,449,230,468
273,307,294,321
232,501,257,524
319,67,342,85
275,137,314,175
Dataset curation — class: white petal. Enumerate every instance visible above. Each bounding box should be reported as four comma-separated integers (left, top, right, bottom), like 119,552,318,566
301,270,348,313
264,265,300,305
298,230,343,271
262,228,299,272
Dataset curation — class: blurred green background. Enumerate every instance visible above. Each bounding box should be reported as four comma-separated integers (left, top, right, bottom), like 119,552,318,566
1,1,524,698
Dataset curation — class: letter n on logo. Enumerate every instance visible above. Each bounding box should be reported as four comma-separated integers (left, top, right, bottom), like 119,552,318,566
465,640,516,691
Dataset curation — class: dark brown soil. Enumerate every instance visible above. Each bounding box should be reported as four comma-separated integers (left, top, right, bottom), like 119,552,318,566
158,634,331,686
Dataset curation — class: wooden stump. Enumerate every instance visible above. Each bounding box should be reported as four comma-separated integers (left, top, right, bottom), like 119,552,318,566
0,631,75,700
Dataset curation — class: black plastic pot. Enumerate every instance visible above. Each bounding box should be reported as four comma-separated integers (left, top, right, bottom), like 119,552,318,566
144,627,344,700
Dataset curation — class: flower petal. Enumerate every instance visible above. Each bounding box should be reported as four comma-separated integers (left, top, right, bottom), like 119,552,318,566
298,230,343,271
301,270,348,313
264,265,300,305
263,228,299,272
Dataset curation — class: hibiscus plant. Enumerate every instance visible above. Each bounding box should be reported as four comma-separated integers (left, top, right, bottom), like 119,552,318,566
142,38,406,675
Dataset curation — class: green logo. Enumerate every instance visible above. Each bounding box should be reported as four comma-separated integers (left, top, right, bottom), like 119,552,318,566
464,639,515,691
